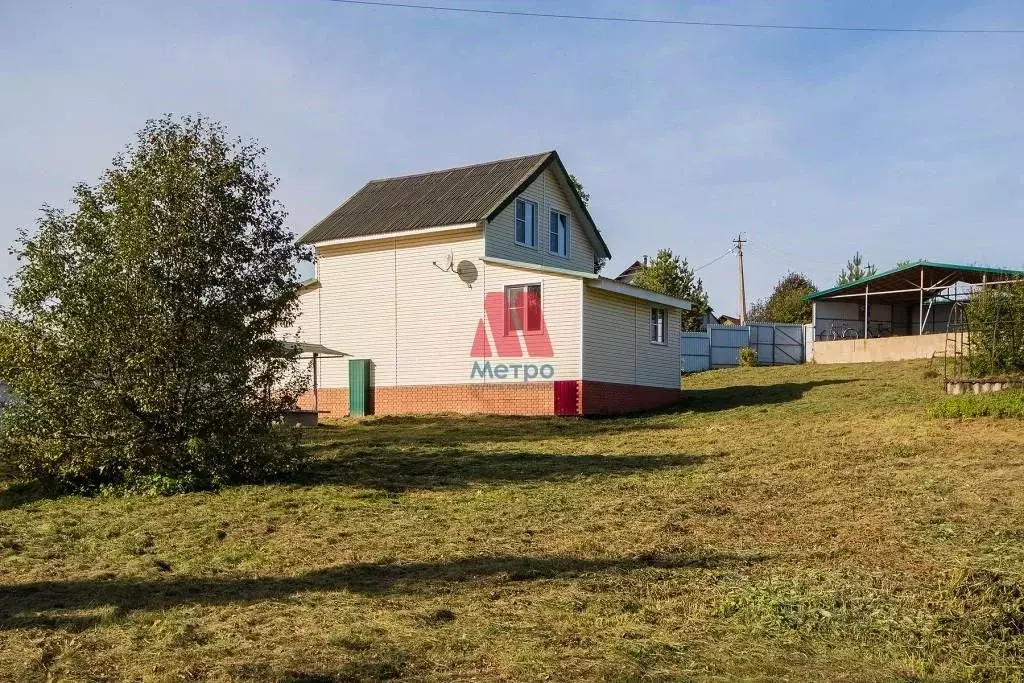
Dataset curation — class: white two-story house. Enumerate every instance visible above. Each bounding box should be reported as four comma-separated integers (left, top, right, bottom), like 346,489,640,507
284,151,690,417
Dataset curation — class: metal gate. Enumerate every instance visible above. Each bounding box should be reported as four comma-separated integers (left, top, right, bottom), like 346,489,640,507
680,323,807,371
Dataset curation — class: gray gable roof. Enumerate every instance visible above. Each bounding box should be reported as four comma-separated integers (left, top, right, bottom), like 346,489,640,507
297,151,611,258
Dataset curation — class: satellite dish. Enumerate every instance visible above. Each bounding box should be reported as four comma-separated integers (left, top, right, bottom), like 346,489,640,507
433,249,458,273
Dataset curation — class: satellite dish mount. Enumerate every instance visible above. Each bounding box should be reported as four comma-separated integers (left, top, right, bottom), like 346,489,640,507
433,249,456,273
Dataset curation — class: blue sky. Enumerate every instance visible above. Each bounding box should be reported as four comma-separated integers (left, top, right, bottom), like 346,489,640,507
2,0,1023,314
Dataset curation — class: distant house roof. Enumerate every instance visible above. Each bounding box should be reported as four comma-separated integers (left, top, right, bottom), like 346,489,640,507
615,260,643,283
298,151,611,258
717,314,741,325
806,261,1024,304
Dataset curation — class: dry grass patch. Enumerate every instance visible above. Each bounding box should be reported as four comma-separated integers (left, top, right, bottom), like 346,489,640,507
1,360,1023,681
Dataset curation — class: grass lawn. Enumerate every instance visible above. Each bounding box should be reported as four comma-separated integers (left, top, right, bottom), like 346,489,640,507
2,360,1023,682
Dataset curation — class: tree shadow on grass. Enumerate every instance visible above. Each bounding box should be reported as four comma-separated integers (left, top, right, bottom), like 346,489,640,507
293,450,718,492
0,480,60,512
0,549,766,631
676,379,854,413
303,412,680,451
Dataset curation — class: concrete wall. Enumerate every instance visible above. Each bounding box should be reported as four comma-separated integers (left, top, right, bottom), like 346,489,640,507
812,332,955,364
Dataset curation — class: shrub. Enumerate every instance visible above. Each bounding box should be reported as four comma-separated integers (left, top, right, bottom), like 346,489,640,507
965,281,1024,378
0,116,310,491
928,391,1024,419
739,346,758,367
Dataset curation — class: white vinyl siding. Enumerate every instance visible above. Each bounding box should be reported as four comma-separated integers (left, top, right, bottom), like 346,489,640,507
306,229,582,389
581,287,681,389
277,286,320,344
485,165,596,274
481,264,582,381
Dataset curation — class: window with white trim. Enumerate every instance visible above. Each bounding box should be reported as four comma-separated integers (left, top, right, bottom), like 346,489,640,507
549,210,569,257
505,284,543,334
650,307,666,344
514,199,537,248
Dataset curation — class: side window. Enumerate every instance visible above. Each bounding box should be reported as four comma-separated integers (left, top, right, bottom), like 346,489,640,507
514,199,537,248
549,210,569,257
505,284,543,334
650,307,666,344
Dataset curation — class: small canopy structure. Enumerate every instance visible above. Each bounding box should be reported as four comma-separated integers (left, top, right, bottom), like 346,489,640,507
280,341,348,414
806,261,1024,337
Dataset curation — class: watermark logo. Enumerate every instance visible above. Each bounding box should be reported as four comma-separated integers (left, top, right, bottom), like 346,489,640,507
469,291,554,382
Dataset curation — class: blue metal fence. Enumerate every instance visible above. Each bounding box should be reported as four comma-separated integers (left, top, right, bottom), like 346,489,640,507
681,323,807,372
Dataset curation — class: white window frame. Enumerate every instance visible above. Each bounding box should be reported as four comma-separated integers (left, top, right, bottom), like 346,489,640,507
650,307,666,345
548,209,570,258
504,283,544,335
514,198,537,249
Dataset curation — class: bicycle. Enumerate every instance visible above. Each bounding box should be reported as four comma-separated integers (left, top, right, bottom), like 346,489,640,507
865,324,892,339
818,322,860,341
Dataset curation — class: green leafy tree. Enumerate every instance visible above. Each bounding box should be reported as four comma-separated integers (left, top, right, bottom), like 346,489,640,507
748,272,817,324
631,249,712,331
567,173,608,274
836,251,877,285
965,280,1024,378
568,173,590,207
0,115,310,491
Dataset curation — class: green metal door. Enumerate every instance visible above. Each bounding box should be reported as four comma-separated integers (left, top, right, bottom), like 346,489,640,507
348,359,372,417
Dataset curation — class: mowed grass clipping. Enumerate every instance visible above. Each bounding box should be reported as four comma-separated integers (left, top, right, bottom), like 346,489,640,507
2,360,1024,682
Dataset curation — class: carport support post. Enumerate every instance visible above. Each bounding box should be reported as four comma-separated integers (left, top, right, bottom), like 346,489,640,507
312,352,319,414
864,285,869,339
919,267,925,335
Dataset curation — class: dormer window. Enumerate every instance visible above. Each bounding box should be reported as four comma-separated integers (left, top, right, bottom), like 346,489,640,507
514,199,537,248
549,210,569,257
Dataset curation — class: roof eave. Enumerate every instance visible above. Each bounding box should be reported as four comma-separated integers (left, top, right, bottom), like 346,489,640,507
303,222,483,249
588,277,692,310
805,261,1024,301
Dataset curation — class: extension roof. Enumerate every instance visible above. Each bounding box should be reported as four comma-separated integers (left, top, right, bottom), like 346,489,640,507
806,261,1024,304
298,151,611,258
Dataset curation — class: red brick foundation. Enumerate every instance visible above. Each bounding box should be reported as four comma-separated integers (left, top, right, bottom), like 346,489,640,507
298,382,554,417
578,380,682,415
298,380,680,418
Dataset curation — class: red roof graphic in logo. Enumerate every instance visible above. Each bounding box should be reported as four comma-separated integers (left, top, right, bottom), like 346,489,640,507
470,291,553,358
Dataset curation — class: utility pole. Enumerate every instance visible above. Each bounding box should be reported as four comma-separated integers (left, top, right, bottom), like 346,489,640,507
734,233,747,325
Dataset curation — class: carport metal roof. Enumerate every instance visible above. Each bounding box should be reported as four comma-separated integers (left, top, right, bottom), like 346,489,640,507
806,261,1024,305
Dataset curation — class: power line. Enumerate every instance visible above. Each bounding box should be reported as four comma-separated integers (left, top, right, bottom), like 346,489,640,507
323,0,1024,35
693,247,735,273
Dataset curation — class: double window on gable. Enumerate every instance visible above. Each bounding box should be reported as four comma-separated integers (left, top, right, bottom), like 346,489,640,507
515,198,570,258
